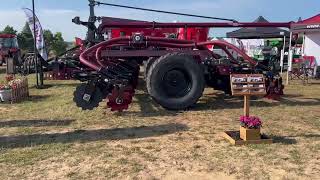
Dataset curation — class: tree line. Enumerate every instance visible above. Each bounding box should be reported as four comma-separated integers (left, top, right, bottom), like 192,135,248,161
0,23,68,56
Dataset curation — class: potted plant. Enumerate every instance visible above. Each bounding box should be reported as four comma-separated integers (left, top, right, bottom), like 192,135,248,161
240,116,262,141
0,82,12,102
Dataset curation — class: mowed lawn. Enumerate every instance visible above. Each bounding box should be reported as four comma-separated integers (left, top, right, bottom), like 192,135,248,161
0,67,319,179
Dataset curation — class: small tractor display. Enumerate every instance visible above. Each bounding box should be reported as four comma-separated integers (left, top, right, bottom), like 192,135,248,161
0,34,21,66
72,0,288,112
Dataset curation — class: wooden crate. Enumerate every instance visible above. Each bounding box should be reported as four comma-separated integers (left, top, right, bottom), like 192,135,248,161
11,77,29,103
240,126,261,141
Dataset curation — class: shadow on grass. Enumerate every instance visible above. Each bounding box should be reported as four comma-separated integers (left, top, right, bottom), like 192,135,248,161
29,84,54,90
272,136,298,145
0,123,188,149
194,93,320,111
136,78,320,113
0,119,75,128
280,97,320,107
271,134,320,145
124,79,180,117
128,93,179,117
127,85,320,117
282,94,304,98
26,95,51,102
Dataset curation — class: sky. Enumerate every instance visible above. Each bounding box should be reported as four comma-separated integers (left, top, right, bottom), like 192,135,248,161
0,0,319,41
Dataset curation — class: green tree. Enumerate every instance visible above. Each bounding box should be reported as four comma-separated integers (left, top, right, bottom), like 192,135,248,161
52,32,67,55
43,29,54,54
1,25,17,35
17,22,34,52
13,22,67,55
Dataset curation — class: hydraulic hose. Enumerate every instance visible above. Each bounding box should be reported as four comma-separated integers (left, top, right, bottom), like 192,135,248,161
79,37,130,71
81,36,258,72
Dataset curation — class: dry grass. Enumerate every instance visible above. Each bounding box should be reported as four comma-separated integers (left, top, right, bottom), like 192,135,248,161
0,68,319,179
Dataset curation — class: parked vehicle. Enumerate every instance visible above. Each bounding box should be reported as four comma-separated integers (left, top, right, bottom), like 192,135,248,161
71,0,289,112
0,34,21,66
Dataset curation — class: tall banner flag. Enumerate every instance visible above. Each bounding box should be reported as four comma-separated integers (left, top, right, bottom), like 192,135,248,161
22,8,48,61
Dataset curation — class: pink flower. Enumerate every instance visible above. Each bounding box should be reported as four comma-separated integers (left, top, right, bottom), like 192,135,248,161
240,116,262,129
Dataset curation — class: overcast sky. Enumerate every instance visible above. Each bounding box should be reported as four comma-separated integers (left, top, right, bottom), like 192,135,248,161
0,0,319,41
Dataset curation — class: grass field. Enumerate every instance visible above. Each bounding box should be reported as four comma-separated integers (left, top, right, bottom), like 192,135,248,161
0,68,319,179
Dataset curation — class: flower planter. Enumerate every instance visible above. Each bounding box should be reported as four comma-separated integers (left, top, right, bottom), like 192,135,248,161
240,126,261,141
0,89,12,102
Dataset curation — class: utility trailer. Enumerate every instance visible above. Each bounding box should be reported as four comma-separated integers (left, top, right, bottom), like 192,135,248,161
72,0,290,112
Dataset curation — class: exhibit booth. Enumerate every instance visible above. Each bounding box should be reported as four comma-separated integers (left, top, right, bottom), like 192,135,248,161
287,14,320,83
291,14,320,63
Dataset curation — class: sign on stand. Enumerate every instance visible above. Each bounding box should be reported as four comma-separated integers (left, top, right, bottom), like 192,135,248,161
230,74,266,116
223,74,273,145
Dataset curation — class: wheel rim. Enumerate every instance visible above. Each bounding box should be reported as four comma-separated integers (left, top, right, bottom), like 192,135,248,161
161,68,192,98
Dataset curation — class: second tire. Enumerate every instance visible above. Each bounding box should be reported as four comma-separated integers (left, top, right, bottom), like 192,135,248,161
146,53,205,110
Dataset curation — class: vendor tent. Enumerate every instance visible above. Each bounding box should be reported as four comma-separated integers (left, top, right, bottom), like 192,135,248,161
291,14,320,33
291,14,320,63
291,14,320,65
286,14,320,84
227,16,290,39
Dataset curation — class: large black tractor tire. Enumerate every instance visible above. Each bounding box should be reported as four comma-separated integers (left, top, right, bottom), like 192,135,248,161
146,53,205,110
143,57,156,80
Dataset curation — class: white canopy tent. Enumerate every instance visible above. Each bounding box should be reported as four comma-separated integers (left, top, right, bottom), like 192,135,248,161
287,14,320,84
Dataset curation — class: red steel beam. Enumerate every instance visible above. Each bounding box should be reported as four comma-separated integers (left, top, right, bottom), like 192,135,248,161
100,21,292,29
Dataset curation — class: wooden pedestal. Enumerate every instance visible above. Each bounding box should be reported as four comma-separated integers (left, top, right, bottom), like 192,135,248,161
223,131,273,146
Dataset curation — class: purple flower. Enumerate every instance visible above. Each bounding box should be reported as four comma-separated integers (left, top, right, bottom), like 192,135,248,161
239,116,262,129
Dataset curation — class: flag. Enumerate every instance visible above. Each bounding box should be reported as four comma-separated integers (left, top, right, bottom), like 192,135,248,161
22,8,48,61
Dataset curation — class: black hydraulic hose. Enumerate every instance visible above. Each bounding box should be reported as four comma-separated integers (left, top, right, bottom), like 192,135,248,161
46,45,81,63
95,1,237,22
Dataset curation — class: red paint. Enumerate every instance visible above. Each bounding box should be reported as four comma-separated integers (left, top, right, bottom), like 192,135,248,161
0,34,16,38
178,27,209,41
99,17,290,43
296,14,320,24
